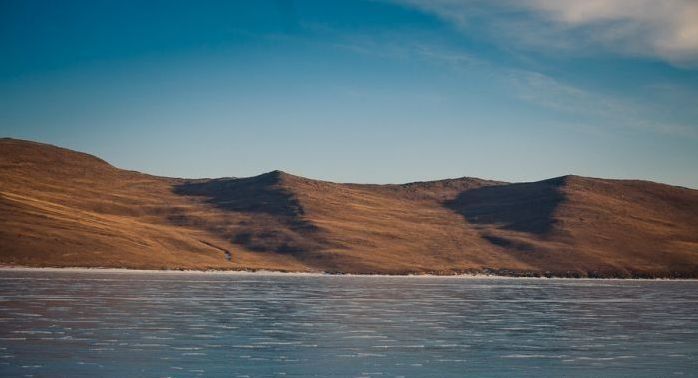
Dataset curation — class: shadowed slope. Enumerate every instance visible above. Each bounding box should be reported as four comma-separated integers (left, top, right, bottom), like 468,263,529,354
258,175,524,273
175,171,307,218
2,138,698,277
445,176,567,235
444,175,698,276
172,171,325,254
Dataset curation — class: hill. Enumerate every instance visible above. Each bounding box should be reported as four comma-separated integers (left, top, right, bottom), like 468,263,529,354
1,138,697,277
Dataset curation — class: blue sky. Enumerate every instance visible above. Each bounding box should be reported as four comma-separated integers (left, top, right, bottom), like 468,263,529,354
1,0,697,187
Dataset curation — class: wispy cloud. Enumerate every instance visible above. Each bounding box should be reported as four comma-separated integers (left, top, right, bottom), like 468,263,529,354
392,0,698,68
504,70,698,138
327,31,481,67
321,27,697,138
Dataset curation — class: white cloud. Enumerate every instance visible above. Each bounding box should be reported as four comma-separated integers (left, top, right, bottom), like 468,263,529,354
393,0,698,67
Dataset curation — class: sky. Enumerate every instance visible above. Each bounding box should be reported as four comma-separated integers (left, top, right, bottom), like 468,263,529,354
1,0,697,188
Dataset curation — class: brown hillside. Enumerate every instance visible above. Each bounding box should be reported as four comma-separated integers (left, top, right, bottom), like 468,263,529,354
1,138,697,277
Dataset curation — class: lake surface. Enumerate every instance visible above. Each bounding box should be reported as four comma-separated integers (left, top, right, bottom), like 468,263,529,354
0,270,697,377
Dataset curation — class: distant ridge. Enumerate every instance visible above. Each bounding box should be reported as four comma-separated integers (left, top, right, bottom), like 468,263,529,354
1,138,697,277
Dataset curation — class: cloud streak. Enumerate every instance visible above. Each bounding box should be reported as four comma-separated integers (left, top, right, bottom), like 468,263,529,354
323,28,697,138
504,70,698,138
393,0,698,67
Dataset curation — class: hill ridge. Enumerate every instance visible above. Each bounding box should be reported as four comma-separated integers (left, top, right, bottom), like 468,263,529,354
2,138,698,277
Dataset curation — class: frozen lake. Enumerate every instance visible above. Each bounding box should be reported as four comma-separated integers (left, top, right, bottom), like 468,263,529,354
0,270,696,377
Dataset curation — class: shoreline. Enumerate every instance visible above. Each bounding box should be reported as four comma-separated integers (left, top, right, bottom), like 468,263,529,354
1,266,696,281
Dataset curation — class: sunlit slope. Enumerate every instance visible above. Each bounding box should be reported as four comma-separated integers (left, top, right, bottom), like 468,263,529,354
1,138,697,277
0,139,307,271
445,176,698,276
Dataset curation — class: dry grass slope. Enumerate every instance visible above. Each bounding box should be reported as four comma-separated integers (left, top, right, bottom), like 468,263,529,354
1,138,697,277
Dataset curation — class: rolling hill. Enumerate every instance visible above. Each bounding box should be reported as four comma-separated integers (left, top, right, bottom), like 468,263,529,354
1,138,697,277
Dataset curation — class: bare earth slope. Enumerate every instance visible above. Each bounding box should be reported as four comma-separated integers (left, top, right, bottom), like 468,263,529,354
1,138,697,277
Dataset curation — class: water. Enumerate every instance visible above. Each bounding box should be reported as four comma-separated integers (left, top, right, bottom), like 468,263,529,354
0,270,696,377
